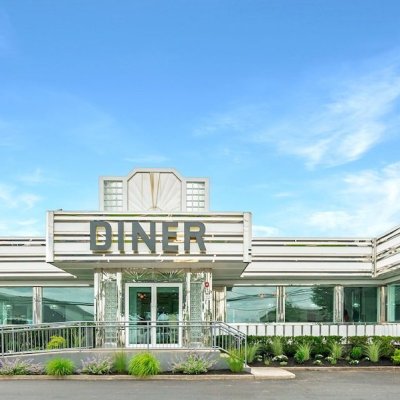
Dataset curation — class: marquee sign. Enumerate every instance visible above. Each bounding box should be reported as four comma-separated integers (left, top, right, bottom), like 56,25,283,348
90,220,206,254
46,211,252,266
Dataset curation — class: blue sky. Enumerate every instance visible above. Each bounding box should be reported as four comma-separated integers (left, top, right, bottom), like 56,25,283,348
1,0,400,238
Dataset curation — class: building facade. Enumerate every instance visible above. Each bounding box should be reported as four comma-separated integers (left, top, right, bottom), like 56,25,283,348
1,168,400,344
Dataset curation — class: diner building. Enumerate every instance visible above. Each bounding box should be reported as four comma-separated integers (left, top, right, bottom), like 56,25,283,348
1,167,400,345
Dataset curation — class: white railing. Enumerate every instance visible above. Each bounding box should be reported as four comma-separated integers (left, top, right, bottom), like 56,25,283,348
229,323,400,337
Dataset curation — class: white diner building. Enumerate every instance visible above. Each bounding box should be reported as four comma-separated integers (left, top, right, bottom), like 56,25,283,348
1,168,400,344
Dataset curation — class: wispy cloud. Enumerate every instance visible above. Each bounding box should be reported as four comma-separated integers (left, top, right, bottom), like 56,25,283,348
18,168,46,185
277,69,400,168
305,161,400,236
0,184,41,210
194,56,400,169
253,225,280,237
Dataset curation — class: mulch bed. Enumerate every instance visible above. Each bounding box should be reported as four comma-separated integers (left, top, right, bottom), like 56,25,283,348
249,358,396,368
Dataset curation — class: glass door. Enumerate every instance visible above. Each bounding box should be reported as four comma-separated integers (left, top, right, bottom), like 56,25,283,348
125,283,182,347
127,286,152,345
156,286,180,345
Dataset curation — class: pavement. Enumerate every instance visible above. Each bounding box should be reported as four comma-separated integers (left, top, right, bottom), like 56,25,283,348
0,370,399,400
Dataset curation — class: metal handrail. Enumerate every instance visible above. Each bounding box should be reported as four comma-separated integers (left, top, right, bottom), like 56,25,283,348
0,320,247,361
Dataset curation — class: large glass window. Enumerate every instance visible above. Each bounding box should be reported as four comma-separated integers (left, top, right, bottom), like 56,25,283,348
388,285,400,322
42,287,94,323
343,287,377,323
0,287,33,325
285,286,334,322
226,286,277,323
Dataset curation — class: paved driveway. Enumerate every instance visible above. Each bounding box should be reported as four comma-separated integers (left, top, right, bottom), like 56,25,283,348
1,370,399,400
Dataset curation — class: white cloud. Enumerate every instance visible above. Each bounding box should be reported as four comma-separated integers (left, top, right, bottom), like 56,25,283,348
195,57,400,169
0,184,41,210
305,161,400,236
253,225,280,237
18,168,46,185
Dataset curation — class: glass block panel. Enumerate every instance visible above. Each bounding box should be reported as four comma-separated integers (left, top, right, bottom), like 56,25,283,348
103,180,123,211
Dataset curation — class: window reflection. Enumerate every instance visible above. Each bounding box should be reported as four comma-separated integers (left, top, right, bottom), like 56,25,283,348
226,287,277,323
343,287,377,323
285,287,334,322
0,287,33,325
42,287,94,322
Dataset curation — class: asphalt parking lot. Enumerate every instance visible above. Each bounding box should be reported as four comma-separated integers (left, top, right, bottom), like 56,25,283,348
1,370,399,400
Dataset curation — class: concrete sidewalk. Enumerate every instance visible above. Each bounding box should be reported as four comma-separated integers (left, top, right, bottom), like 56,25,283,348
0,367,296,380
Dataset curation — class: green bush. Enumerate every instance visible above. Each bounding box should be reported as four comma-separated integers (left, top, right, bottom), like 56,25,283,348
128,353,160,377
294,343,311,364
329,342,343,362
81,356,112,375
350,346,363,360
112,351,128,374
45,358,75,376
347,336,369,348
391,349,400,365
372,337,395,358
46,336,67,350
246,343,260,363
364,342,382,363
270,337,284,357
172,353,216,374
226,349,244,373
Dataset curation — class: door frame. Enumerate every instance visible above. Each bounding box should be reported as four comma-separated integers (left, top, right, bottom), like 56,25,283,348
125,282,183,347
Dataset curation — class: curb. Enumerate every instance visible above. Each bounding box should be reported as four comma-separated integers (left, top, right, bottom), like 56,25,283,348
284,366,400,371
0,374,257,381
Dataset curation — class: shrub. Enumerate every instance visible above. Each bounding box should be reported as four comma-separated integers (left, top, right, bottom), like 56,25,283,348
372,337,395,358
128,353,160,377
46,336,66,350
347,336,369,348
391,349,400,365
313,359,323,366
81,356,112,375
329,342,343,362
364,342,382,363
350,346,363,360
172,353,216,374
0,358,43,375
270,337,284,357
294,343,311,364
245,343,260,363
45,358,75,376
279,361,288,366
112,351,127,374
226,349,244,373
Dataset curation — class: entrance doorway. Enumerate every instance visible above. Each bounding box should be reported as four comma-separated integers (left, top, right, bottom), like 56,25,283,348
125,283,182,347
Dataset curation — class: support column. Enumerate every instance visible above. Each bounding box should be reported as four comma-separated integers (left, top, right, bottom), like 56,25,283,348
334,286,344,323
32,287,42,324
379,286,387,323
277,286,285,322
213,287,226,321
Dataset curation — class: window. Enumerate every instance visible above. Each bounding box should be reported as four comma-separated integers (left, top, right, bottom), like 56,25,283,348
42,287,94,323
226,286,277,323
0,287,33,325
285,286,334,322
103,180,123,211
388,285,400,322
343,287,377,323
186,181,206,212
